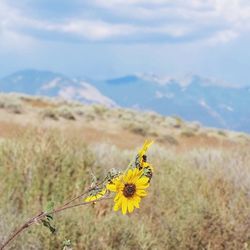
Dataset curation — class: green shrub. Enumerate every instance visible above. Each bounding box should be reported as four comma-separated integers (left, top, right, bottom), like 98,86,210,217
181,130,196,138
92,105,108,117
157,134,179,145
40,109,59,120
57,107,76,120
123,122,149,136
217,130,227,137
0,96,23,114
172,116,183,129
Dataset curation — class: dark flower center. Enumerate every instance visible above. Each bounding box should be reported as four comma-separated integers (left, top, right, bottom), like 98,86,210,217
123,183,136,198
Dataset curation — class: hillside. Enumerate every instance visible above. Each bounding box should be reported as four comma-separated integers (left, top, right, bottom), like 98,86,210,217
0,93,250,249
0,93,249,150
1,70,250,132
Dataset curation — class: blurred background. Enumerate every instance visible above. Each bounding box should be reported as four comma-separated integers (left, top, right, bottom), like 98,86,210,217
1,1,250,250
1,0,250,132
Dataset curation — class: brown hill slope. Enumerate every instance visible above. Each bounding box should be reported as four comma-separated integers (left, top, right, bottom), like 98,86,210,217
0,93,249,151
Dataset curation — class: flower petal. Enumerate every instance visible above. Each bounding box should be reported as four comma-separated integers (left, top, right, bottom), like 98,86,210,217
114,197,122,211
126,169,133,181
136,183,149,189
138,140,154,157
130,169,143,183
133,195,141,208
84,196,91,202
122,197,128,215
106,183,117,192
114,193,122,202
136,177,149,186
136,190,147,197
128,200,135,213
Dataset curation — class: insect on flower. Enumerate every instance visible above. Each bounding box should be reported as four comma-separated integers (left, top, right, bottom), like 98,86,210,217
106,139,154,214
84,140,154,215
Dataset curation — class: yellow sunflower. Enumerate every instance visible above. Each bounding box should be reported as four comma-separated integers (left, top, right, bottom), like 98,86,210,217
106,168,149,215
137,140,154,168
84,188,106,202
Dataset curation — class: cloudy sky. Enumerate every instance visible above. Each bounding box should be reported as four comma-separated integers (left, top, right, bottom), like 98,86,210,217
1,0,250,85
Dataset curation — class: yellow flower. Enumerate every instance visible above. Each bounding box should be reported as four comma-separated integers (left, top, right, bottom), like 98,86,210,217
138,140,153,159
136,140,154,168
106,168,149,215
84,188,106,202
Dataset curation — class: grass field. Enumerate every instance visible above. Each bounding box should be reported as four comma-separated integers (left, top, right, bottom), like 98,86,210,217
0,94,250,249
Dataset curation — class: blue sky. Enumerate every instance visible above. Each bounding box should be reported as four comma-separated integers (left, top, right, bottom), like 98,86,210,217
1,0,250,85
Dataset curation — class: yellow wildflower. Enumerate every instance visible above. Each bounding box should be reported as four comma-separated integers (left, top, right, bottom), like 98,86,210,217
84,188,106,202
136,140,154,169
107,168,149,215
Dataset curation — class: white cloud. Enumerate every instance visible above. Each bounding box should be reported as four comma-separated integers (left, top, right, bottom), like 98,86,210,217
1,0,250,44
56,20,136,40
206,29,239,45
87,0,250,43
0,1,37,51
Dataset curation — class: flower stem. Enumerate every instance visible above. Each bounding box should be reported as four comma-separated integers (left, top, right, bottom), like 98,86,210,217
0,211,44,250
0,191,110,250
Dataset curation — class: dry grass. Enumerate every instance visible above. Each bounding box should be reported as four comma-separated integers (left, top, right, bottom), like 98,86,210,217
0,94,249,148
0,95,24,114
0,128,250,249
20,96,59,109
0,94,250,249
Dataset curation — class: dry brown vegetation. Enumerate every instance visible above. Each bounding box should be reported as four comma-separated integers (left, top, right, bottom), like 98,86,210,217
0,93,248,150
0,94,250,249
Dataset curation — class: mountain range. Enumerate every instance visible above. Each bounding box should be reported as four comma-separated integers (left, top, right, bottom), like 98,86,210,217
0,69,249,132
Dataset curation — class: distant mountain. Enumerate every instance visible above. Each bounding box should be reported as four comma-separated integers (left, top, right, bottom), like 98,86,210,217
0,69,250,132
0,69,116,107
95,73,250,132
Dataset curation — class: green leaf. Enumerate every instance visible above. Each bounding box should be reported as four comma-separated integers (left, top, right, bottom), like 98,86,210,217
41,219,56,234
46,214,53,221
45,201,55,213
